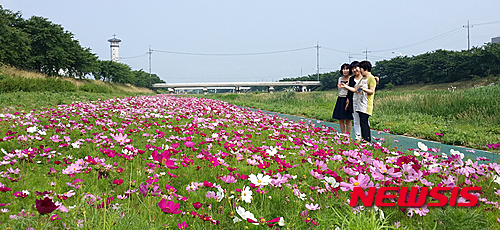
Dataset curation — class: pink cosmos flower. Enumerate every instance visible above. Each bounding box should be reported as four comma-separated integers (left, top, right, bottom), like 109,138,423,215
340,174,371,192
184,141,195,148
158,199,181,214
220,174,237,183
409,205,429,217
113,179,124,185
50,135,62,143
305,203,320,211
309,169,324,180
111,133,130,145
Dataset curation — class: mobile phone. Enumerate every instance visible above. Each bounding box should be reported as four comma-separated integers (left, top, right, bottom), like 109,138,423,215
357,87,363,92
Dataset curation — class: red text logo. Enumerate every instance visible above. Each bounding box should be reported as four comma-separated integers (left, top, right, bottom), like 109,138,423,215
349,187,481,207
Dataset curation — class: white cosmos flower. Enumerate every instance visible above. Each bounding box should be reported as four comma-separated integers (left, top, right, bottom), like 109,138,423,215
450,149,464,159
493,175,500,185
266,146,278,156
26,126,38,133
37,130,46,135
322,176,339,188
235,206,258,225
241,186,253,203
248,173,272,186
278,217,285,226
417,142,428,152
216,187,225,202
233,216,242,223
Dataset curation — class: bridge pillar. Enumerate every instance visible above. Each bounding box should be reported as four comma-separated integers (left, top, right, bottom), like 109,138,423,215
302,86,307,92
203,87,208,94
268,86,275,93
235,86,241,94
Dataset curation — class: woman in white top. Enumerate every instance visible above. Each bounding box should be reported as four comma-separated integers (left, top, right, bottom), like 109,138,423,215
345,61,363,140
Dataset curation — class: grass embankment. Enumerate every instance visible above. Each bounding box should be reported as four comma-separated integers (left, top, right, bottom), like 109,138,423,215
0,64,153,94
189,85,500,152
0,65,155,112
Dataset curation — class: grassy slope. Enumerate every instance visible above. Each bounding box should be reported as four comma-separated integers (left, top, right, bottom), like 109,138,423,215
0,64,153,94
0,65,156,112
185,78,500,152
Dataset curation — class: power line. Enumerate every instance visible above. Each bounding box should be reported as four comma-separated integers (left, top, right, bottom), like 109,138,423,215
371,27,463,52
472,20,500,26
152,46,316,56
322,46,353,54
120,53,148,59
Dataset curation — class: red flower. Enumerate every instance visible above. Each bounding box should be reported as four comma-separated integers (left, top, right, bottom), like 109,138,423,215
113,179,123,185
192,202,202,209
35,197,59,214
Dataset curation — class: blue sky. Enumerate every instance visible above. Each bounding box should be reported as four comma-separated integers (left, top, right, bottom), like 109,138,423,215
2,1,500,83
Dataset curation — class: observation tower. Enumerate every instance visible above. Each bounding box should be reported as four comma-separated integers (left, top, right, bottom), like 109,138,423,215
108,34,121,62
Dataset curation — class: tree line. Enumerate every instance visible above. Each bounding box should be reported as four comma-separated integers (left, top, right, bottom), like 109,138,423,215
281,42,500,90
0,6,164,88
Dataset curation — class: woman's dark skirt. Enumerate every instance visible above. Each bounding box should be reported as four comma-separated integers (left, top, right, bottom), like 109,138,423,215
332,97,353,120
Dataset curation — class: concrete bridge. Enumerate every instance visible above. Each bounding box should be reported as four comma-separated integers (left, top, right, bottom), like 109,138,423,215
153,81,321,94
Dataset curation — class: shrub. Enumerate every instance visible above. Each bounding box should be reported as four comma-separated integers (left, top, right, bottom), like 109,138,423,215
384,82,395,90
0,76,77,93
79,83,113,93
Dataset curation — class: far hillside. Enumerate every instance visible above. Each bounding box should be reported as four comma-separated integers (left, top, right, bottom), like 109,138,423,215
278,42,500,92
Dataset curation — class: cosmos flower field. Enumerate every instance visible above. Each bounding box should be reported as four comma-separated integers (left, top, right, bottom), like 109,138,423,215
0,95,499,229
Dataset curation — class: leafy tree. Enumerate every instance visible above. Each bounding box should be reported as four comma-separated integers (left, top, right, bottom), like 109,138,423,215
0,6,30,67
132,69,165,89
13,15,98,78
94,60,133,83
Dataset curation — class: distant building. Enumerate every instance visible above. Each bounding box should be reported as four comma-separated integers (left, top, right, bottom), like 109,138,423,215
492,36,500,44
108,34,121,62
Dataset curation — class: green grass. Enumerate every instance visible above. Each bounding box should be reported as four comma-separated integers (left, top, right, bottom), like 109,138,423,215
185,85,500,152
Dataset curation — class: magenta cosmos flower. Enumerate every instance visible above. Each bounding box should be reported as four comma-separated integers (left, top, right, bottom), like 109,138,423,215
158,199,182,214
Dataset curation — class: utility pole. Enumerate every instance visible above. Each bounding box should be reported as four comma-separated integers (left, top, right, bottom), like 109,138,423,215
148,45,152,76
316,42,320,81
463,20,472,50
348,52,353,63
363,47,371,60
